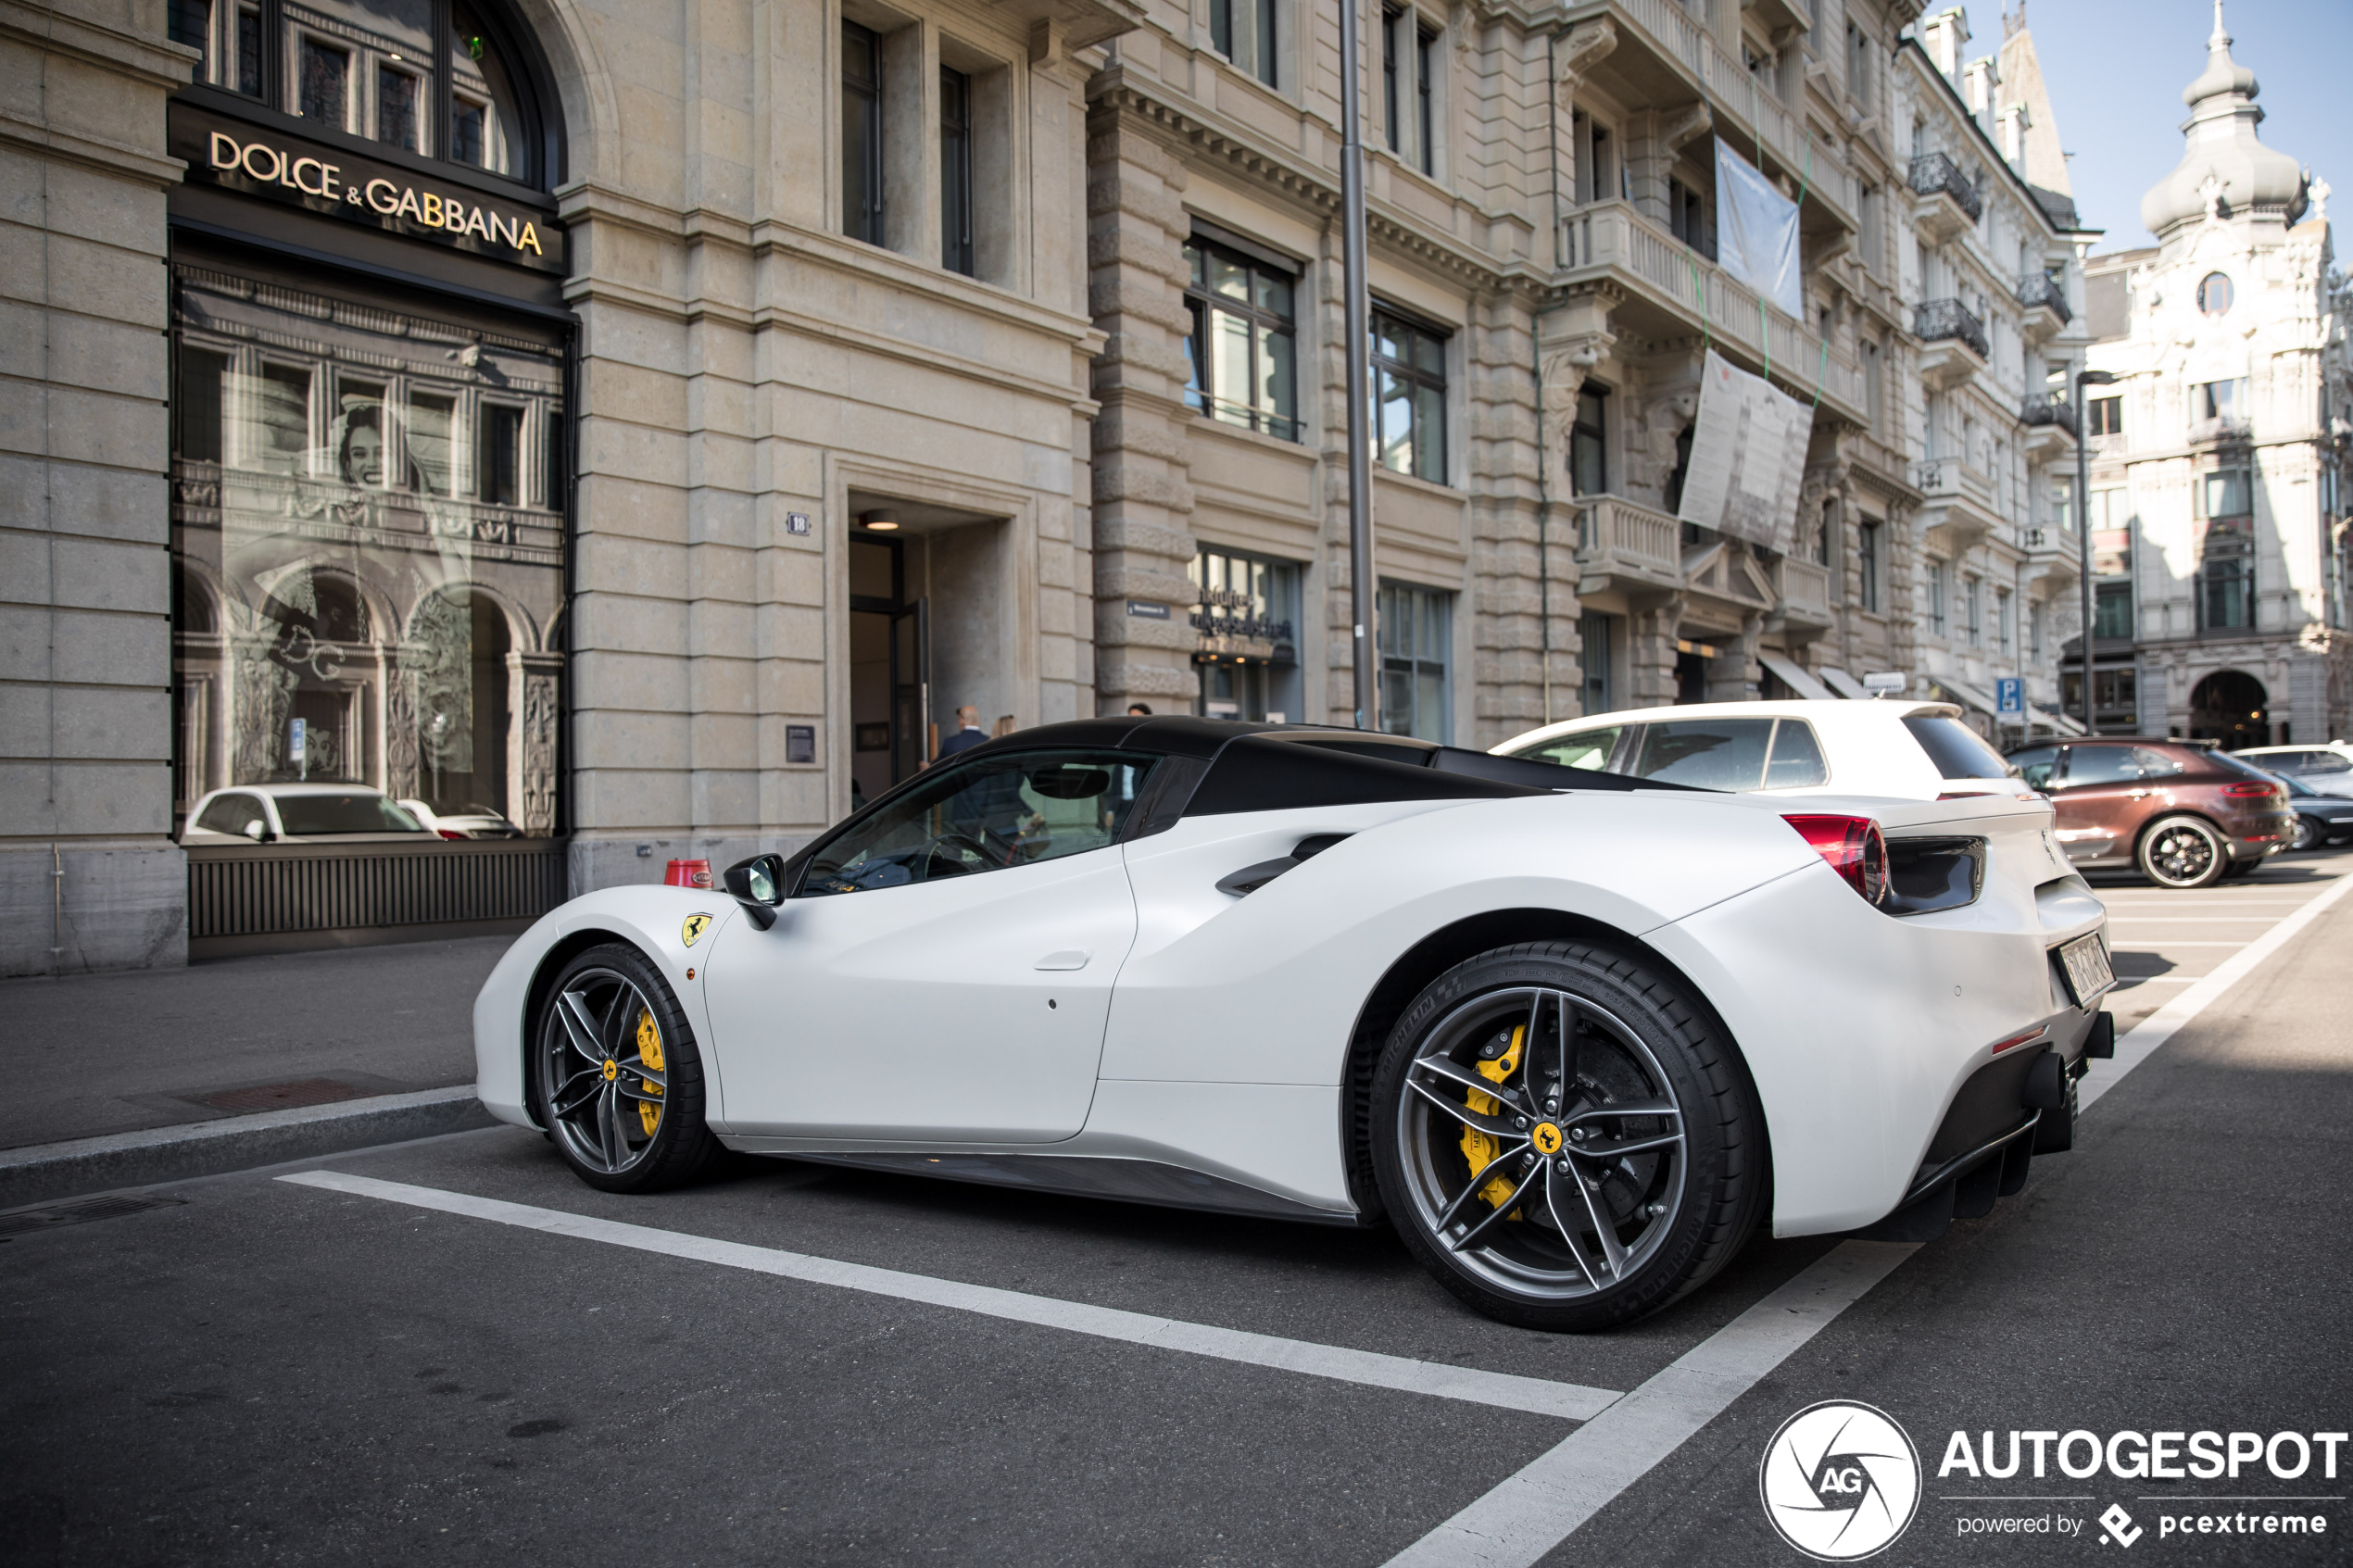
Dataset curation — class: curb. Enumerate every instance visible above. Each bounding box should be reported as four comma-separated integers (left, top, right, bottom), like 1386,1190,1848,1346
0,1087,500,1210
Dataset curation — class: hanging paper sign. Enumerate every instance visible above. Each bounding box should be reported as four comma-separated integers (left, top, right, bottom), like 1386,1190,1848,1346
1675,349,1812,555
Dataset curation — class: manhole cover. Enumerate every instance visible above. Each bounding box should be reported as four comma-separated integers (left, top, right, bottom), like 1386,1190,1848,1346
198,1078,371,1113
0,1193,185,1239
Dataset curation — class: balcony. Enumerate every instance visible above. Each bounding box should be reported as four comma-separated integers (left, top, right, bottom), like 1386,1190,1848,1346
2020,392,2079,457
1573,494,1684,602
2016,270,2071,343
1907,151,1982,245
1557,198,1866,421
1560,0,1857,231
1771,556,1834,629
1913,457,1999,551
1913,297,1988,388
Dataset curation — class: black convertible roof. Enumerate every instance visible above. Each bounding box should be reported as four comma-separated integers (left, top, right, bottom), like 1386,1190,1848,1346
945,716,1685,822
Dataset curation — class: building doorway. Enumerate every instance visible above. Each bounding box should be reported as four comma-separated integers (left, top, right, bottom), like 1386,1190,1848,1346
848,532,927,809
2188,670,2267,749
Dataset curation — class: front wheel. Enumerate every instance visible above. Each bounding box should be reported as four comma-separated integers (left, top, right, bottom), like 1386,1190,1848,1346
1370,942,1766,1332
532,943,725,1193
2138,815,2228,889
2291,814,2322,852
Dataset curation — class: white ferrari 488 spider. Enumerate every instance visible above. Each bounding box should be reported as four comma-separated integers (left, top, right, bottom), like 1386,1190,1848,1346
475,717,2116,1330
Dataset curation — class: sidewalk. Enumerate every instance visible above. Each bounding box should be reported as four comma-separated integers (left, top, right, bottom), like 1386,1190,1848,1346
0,936,511,1206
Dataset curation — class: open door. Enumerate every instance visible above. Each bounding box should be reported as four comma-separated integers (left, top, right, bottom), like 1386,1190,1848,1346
891,597,929,783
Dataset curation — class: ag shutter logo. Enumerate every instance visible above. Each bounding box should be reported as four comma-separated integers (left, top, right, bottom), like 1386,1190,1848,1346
1760,1401,1923,1561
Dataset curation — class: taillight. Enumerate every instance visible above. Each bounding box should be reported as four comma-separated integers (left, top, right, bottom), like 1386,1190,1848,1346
436,829,469,840
2221,782,2279,799
1783,814,1889,905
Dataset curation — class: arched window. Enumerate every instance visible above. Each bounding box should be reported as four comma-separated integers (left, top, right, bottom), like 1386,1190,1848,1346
170,0,560,189
2196,272,2233,316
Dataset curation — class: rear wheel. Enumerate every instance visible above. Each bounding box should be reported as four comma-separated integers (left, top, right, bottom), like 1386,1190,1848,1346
1371,942,1766,1331
532,943,725,1193
2291,814,2322,852
2137,815,2228,889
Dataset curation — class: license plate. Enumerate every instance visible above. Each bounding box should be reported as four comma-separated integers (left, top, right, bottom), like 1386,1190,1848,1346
2057,933,2115,1007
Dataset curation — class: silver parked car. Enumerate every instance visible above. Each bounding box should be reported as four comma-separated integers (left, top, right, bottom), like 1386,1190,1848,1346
2233,743,2353,798
182,784,439,845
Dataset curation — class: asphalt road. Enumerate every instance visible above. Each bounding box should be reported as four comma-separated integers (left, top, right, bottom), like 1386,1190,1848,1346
4,847,2347,1567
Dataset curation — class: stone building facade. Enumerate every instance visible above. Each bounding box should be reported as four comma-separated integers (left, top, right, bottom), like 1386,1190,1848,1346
2080,6,2348,745
1889,7,2090,736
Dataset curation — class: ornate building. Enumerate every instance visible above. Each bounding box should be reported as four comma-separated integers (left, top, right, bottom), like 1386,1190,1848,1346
1881,7,2089,738
2081,3,2347,745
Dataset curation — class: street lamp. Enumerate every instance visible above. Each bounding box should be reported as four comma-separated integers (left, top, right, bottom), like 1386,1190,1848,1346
2072,369,2116,736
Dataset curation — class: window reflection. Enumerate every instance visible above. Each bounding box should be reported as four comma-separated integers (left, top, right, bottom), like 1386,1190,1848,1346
170,266,566,833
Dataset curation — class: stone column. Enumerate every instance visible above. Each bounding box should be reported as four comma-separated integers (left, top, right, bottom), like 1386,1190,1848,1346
1082,90,1200,715
1629,596,1685,706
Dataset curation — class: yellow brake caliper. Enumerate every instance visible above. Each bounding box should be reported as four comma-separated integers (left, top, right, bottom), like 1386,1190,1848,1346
1459,1024,1524,1211
635,1008,666,1136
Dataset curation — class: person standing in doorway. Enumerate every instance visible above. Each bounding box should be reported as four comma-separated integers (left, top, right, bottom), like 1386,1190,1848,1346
937,706,988,759
1126,703,1152,717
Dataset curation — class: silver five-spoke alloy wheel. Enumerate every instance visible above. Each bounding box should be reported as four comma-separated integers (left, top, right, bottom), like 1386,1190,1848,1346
1396,985,1688,1300
539,965,671,1176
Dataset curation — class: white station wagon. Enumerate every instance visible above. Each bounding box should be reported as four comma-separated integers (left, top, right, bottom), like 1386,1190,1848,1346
1492,700,2035,801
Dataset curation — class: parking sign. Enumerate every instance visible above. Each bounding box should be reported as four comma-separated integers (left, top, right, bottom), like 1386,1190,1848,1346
1995,677,2023,716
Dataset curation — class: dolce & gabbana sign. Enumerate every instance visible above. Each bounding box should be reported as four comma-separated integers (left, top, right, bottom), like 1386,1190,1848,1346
170,101,564,275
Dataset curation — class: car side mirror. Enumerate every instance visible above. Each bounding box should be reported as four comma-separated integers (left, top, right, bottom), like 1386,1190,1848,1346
242,820,270,842
724,853,786,931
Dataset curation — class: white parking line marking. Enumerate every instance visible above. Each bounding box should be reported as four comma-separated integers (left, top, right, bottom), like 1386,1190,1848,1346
1383,866,2353,1568
277,1170,1623,1421
2082,871,2353,1113
1381,1242,1917,1568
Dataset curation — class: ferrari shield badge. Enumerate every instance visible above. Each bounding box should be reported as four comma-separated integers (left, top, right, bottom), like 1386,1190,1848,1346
681,913,711,948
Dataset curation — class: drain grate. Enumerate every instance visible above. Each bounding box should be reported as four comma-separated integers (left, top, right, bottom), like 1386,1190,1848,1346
0,1192,186,1239
197,1078,371,1114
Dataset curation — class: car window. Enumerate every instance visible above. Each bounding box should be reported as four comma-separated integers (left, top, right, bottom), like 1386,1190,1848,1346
2301,752,2351,774
2060,746,2140,788
1626,719,1774,791
1761,719,1828,788
2131,746,2187,778
2007,746,2060,790
274,793,424,834
1511,725,1621,771
799,748,1160,897
1902,715,2013,780
195,793,266,835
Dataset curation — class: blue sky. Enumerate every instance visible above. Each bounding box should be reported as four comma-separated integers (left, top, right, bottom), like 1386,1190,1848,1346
1956,0,2350,253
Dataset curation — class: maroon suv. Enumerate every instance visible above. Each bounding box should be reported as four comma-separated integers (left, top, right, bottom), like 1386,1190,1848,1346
2004,738,2293,889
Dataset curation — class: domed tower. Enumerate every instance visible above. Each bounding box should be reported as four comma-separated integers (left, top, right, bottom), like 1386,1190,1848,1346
2139,1,2308,238
2079,1,2347,747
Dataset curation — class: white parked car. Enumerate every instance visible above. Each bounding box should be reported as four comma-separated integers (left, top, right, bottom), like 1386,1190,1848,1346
474,717,2108,1331
1492,699,2036,801
182,783,439,844
400,799,525,840
2233,742,2353,798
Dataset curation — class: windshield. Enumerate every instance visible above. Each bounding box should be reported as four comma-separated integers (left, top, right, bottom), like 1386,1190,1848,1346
1902,715,2014,780
2211,752,2288,787
800,749,1160,896
275,792,425,834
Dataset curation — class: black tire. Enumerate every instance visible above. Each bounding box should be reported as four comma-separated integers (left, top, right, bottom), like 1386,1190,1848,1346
2291,814,2322,852
530,942,726,1193
2137,815,2228,889
1370,942,1767,1332
2221,857,2259,880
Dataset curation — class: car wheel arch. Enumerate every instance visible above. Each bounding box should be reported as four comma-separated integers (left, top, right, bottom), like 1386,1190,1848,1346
518,926,639,1132
1334,907,1762,1223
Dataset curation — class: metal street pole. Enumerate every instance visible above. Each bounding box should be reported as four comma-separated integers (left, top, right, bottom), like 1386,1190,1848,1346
1340,0,1378,731
2073,369,2115,736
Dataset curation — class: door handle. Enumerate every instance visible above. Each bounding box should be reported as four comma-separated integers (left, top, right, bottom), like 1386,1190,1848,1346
1034,950,1090,971
2127,790,2153,799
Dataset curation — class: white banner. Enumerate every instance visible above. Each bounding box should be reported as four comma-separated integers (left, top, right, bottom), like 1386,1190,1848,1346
1675,349,1812,554
1715,139,1803,320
